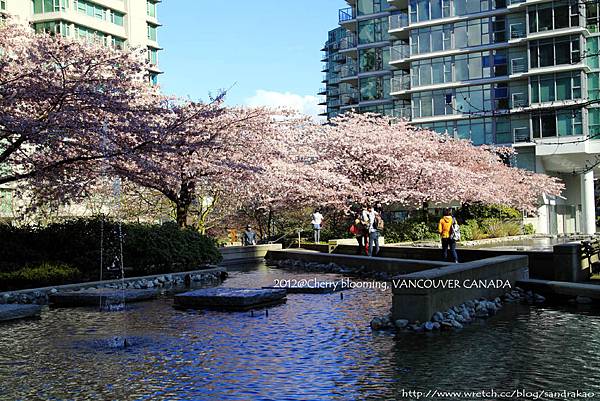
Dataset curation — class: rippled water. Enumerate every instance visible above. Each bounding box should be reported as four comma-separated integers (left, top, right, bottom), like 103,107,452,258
2,263,600,400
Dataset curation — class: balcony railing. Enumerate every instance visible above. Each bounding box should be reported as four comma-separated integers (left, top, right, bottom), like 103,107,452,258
341,92,359,106
514,127,531,143
389,13,409,31
511,57,527,74
510,22,526,39
512,92,528,108
328,99,341,108
391,76,410,92
390,44,410,62
390,107,412,120
339,7,356,23
318,87,327,95
340,63,357,78
340,34,357,50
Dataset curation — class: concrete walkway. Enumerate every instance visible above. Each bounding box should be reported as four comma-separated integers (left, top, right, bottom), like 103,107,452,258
0,304,42,322
517,279,600,300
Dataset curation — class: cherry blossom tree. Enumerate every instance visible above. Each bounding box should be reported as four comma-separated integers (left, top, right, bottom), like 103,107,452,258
296,112,564,212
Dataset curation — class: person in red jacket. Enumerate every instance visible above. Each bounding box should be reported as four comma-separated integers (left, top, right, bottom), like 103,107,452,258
438,208,458,263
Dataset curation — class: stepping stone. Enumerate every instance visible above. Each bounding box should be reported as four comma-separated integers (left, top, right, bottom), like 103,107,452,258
263,280,344,294
0,304,42,322
49,288,158,308
174,288,286,311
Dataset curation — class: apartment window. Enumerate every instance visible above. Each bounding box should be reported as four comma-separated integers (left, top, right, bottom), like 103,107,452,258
149,73,158,86
529,36,581,68
0,0,5,11
148,47,158,65
32,0,68,14
589,108,600,136
112,37,125,50
358,17,389,44
588,2,600,33
147,24,157,41
357,0,390,15
589,73,600,101
33,21,70,36
587,37,600,69
532,109,582,137
410,0,451,22
360,75,390,101
147,1,157,18
529,1,579,33
111,11,124,26
76,25,107,45
359,46,389,72
74,0,107,20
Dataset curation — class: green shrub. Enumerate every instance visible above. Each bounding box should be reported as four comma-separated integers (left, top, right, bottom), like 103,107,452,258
385,219,439,242
0,263,81,291
523,223,535,235
457,203,522,221
0,218,222,281
461,220,488,240
480,218,522,238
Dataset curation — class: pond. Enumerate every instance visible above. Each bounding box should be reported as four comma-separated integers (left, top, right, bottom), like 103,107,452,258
1,263,600,400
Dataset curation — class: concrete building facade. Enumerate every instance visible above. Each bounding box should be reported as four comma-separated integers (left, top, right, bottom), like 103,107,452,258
322,0,600,235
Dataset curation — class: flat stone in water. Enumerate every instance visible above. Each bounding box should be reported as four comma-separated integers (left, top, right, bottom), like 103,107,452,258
49,288,158,308
174,288,286,311
0,304,42,322
262,280,344,294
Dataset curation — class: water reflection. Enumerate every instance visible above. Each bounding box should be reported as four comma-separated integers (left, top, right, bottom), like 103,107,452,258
1,264,600,400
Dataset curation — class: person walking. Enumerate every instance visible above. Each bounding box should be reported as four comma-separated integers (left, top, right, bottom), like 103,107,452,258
311,209,324,243
242,225,257,246
363,205,380,257
438,208,458,263
349,213,365,255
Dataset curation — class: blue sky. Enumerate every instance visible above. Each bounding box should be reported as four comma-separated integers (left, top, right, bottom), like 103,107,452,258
157,1,344,117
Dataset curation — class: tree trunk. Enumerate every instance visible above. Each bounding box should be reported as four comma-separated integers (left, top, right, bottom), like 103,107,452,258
175,181,194,229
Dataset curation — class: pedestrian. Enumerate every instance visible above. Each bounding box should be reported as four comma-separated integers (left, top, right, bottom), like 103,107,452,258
349,213,364,255
438,208,459,263
242,225,257,246
362,205,381,257
311,209,324,243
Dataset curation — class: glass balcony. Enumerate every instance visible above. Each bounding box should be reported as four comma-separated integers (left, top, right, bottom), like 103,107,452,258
391,76,410,92
328,99,341,108
340,63,357,78
318,87,327,95
511,57,527,74
390,107,412,120
390,44,410,62
389,13,409,31
512,93,528,108
341,91,360,106
513,127,531,143
509,22,526,39
328,88,340,97
340,34,357,50
339,7,355,23
509,0,525,4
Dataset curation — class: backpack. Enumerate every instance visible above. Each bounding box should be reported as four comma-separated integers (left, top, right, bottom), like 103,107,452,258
373,214,384,231
450,218,461,241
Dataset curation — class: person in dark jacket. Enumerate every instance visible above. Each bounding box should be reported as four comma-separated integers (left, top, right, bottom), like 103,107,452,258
242,225,257,246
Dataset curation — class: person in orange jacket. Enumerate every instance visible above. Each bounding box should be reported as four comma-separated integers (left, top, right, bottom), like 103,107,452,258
438,208,458,263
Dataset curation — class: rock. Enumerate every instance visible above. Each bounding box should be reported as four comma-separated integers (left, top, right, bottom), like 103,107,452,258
431,312,444,322
424,321,434,331
576,296,593,304
534,294,546,303
440,321,453,330
146,281,154,288
465,300,475,308
461,310,470,320
410,324,424,333
395,319,409,329
515,287,525,293
370,317,384,330
432,322,441,330
451,320,463,329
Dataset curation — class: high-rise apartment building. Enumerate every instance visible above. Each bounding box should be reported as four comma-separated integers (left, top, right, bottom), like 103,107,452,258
322,0,600,235
1,0,161,84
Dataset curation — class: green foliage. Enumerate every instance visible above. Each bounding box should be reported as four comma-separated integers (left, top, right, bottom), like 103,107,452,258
457,203,522,221
523,223,535,235
0,263,81,291
384,219,439,242
459,220,488,241
0,218,222,282
479,218,522,238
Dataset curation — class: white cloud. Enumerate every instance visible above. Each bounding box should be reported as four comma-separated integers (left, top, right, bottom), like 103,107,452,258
245,90,324,120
